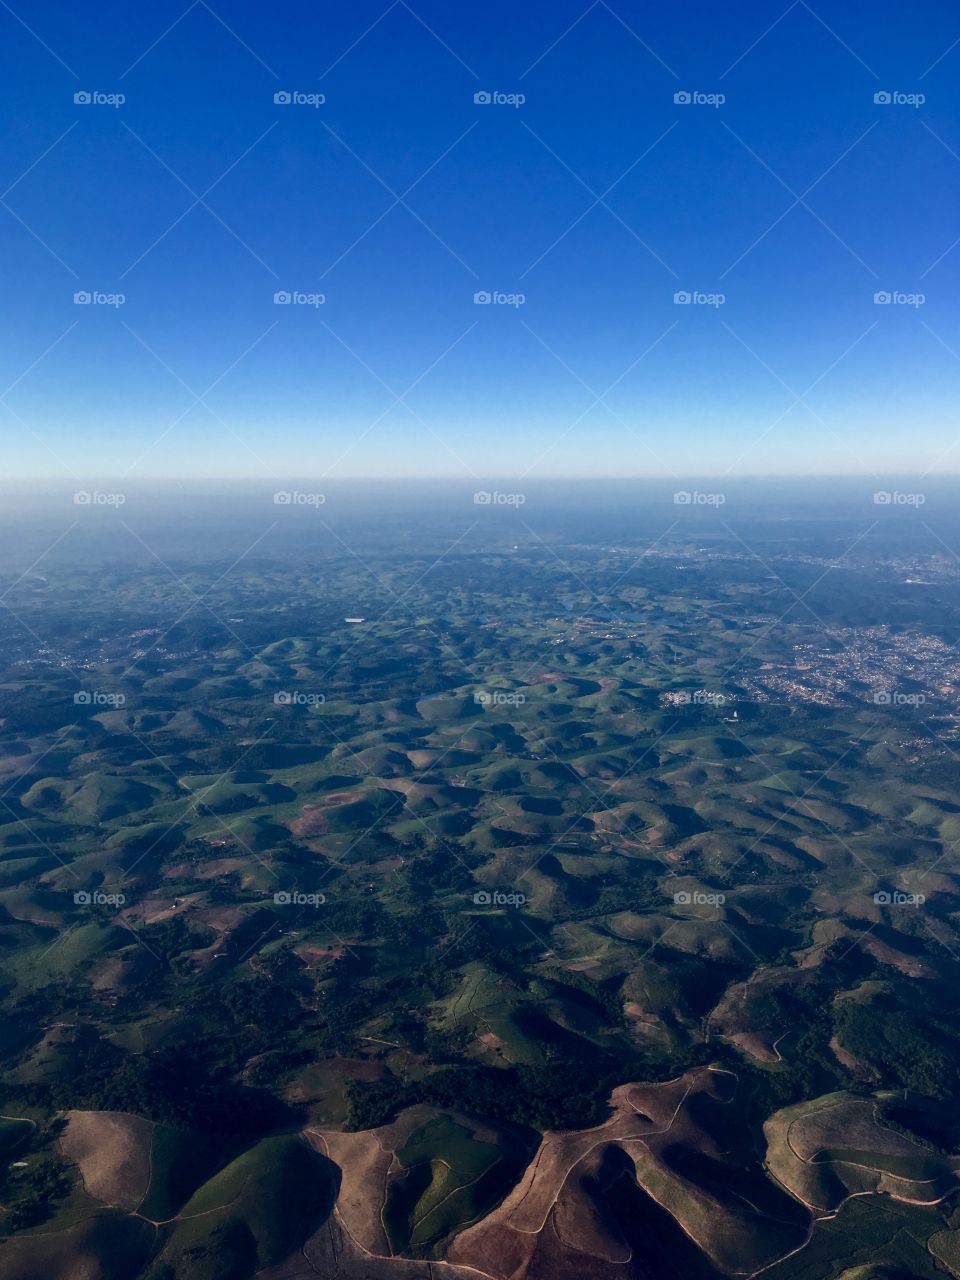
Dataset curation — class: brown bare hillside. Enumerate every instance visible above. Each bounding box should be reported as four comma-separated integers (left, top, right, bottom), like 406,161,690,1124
59,1110,154,1210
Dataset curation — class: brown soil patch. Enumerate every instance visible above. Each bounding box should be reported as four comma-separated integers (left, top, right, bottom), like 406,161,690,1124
370,777,418,797
60,1110,154,1210
308,1128,394,1255
162,857,248,881
332,1056,386,1082
323,790,366,806
725,1030,779,1063
195,905,245,932
295,944,345,966
552,1144,631,1263
121,894,197,926
0,751,39,776
863,935,932,978
829,1035,861,1074
290,806,330,837
288,790,370,837
89,950,154,993
367,856,404,872
90,955,128,993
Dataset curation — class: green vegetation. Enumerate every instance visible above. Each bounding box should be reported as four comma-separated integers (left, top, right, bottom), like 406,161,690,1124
383,1114,516,1255
834,992,960,1098
149,1136,336,1279
1,509,960,1277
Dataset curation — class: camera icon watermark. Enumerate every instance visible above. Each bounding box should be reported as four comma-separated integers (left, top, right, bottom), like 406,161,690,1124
274,889,326,905
74,290,125,307
474,689,526,707
274,290,325,307
873,490,925,506
873,690,925,707
873,290,924,307
474,90,525,107
661,691,692,706
74,690,126,707
873,889,925,906
674,290,725,307
74,889,125,906
674,90,725,107
674,889,725,906
472,889,526,907
273,490,325,506
473,290,526,307
273,690,326,706
874,90,925,107
273,90,325,107
674,490,725,506
473,490,526,506
74,90,125,108
74,490,125,506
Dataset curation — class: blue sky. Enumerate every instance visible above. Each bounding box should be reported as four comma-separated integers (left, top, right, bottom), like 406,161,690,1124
1,0,958,480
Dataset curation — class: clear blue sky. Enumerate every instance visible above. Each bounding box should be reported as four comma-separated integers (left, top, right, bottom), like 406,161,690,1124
1,0,958,480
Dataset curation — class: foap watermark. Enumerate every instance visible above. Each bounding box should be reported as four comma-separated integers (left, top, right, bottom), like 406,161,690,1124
674,90,725,107
274,490,325,506
74,90,125,107
874,90,925,108
74,490,125,506
274,90,325,107
274,690,326,706
873,889,925,906
274,290,325,307
74,690,126,707
74,889,125,907
473,889,526,907
674,889,726,906
74,290,125,307
474,490,525,506
873,490,925,506
873,691,925,707
274,889,326,906
474,689,526,707
474,290,525,307
665,689,727,707
674,290,725,307
474,90,525,107
674,490,725,506
874,290,925,307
